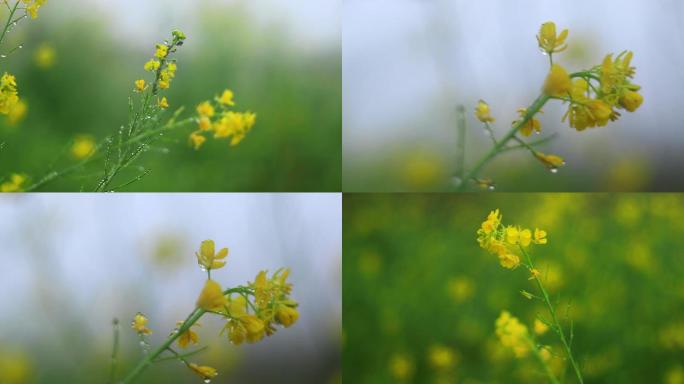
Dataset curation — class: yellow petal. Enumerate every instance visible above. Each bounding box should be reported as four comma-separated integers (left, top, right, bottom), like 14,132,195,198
200,240,215,258
215,247,228,260
196,279,227,311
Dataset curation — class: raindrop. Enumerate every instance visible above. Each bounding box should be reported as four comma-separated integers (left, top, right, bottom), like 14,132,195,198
451,176,463,187
204,380,211,384
11,22,17,27
549,168,558,174
139,341,147,347
17,44,23,49
0,55,6,58
488,185,496,191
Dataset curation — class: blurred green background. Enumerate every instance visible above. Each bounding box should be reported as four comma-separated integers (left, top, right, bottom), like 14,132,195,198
0,0,340,191
343,193,684,383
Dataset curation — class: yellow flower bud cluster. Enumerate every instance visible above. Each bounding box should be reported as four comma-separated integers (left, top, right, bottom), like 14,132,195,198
136,30,186,95
189,90,257,150
476,209,547,270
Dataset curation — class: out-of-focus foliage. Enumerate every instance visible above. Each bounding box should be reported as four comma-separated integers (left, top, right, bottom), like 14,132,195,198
0,3,340,191
343,193,684,383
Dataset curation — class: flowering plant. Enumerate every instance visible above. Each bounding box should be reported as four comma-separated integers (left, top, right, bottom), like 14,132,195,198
455,21,643,191
478,209,583,383
112,239,298,383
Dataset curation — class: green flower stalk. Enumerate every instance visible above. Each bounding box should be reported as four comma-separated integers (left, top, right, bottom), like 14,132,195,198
455,21,643,192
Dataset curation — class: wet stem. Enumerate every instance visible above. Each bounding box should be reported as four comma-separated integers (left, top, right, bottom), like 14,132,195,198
118,286,251,384
0,1,19,49
520,246,584,384
454,93,551,191
24,115,195,191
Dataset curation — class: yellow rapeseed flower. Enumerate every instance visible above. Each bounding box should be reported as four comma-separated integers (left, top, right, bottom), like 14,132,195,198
154,44,168,59
495,311,530,357
0,174,27,192
543,64,571,96
71,135,96,159
218,89,235,107
534,228,547,244
537,22,569,55
514,108,542,137
196,279,227,311
195,239,228,271
474,100,495,123
6,99,27,125
620,91,643,112
131,313,152,335
176,321,200,349
505,226,519,245
534,319,549,335
534,152,565,170
196,101,215,118
275,305,299,327
519,228,532,247
189,131,207,150
144,59,160,72
134,79,145,92
528,268,540,280
23,0,47,19
188,363,218,380
158,96,169,109
224,296,266,344
0,73,19,115
498,252,520,269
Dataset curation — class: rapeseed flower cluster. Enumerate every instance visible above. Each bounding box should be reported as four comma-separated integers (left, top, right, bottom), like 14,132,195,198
495,311,531,358
461,21,643,189
126,239,297,382
476,209,547,270
536,22,643,130
136,30,186,97
0,73,19,115
21,0,47,19
189,90,257,149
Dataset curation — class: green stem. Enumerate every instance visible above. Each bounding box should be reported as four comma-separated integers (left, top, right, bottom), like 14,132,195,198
119,286,252,383
25,117,194,191
120,308,205,384
0,1,19,49
520,246,584,384
454,105,466,181
455,94,550,191
526,338,560,384
108,318,120,384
